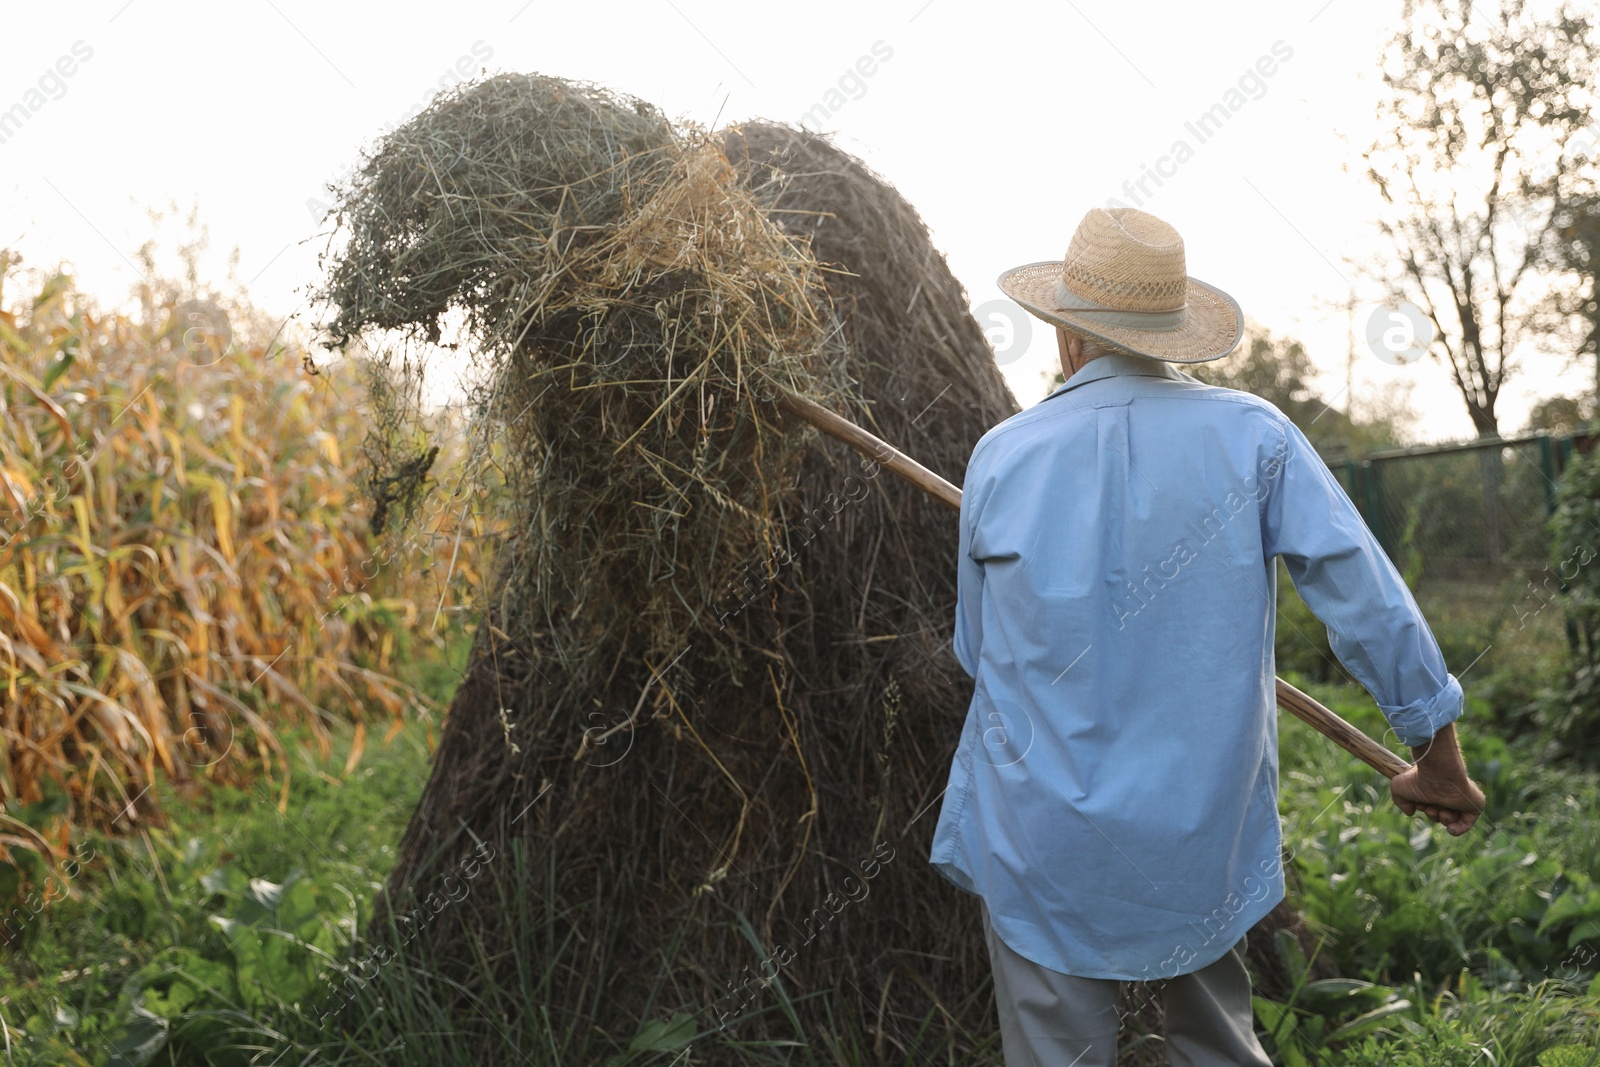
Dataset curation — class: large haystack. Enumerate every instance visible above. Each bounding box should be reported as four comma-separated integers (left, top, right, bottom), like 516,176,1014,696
315,67,1017,1053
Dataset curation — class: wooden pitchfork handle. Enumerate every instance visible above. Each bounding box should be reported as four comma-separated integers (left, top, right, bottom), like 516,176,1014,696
776,392,1413,781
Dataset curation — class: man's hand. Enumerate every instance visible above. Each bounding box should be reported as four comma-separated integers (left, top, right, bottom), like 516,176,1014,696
1388,723,1486,836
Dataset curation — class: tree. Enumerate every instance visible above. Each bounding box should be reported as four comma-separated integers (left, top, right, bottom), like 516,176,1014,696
1184,322,1406,450
1546,185,1600,411
1365,0,1598,438
1040,325,1315,399
1523,393,1596,435
1042,322,1412,456
1188,322,1323,421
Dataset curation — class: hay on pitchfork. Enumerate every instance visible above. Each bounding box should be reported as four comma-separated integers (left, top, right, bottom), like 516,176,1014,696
317,72,854,689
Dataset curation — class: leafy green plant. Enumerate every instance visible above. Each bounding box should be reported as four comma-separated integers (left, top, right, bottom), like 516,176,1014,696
1329,971,1600,1067
1253,928,1412,1065
1542,443,1600,762
1276,679,1600,987
0,714,436,1063
1538,872,1600,949
1538,1045,1600,1067
19,862,351,1065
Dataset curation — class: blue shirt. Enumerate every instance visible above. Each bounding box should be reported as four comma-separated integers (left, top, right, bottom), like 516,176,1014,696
927,351,1463,980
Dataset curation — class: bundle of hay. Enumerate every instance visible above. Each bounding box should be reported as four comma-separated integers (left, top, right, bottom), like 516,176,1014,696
318,74,852,685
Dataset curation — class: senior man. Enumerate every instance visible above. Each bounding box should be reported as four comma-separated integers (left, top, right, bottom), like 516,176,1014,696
928,207,1486,1066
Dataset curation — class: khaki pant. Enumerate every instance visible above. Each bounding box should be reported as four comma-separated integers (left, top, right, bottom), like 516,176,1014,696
981,903,1272,1067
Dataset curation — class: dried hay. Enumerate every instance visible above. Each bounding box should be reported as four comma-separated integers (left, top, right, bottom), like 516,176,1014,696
317,73,853,685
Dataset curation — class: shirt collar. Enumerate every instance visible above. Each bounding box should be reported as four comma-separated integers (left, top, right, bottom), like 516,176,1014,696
1042,351,1190,401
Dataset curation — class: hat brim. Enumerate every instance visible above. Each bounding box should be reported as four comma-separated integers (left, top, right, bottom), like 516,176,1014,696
996,261,1244,364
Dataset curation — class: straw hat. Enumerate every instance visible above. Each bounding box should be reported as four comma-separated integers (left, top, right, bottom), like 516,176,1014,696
997,207,1243,364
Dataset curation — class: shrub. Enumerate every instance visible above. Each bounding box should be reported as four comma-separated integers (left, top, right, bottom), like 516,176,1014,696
1536,443,1600,762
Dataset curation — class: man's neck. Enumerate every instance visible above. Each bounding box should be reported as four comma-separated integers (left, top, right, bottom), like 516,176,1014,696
1064,352,1104,378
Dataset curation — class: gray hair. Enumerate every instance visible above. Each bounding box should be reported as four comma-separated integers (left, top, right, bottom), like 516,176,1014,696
1061,331,1115,360
1057,326,1119,363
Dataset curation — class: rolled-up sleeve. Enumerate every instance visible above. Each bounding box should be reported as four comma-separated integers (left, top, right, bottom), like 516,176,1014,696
1259,414,1463,747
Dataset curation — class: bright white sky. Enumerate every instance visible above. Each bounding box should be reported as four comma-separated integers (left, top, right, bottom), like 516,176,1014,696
2,0,1591,442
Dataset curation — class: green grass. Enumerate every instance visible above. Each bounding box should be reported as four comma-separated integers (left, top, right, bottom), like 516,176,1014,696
1275,675,1600,977
1262,675,1600,1066
3,622,1599,1064
0,711,437,1065
0,624,470,1065
1274,562,1567,735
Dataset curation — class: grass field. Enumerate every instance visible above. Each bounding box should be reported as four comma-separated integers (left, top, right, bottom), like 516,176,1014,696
1,617,1596,1065
1411,574,1572,678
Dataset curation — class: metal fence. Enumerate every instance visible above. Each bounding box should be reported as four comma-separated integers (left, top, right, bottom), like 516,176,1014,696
1325,432,1598,581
